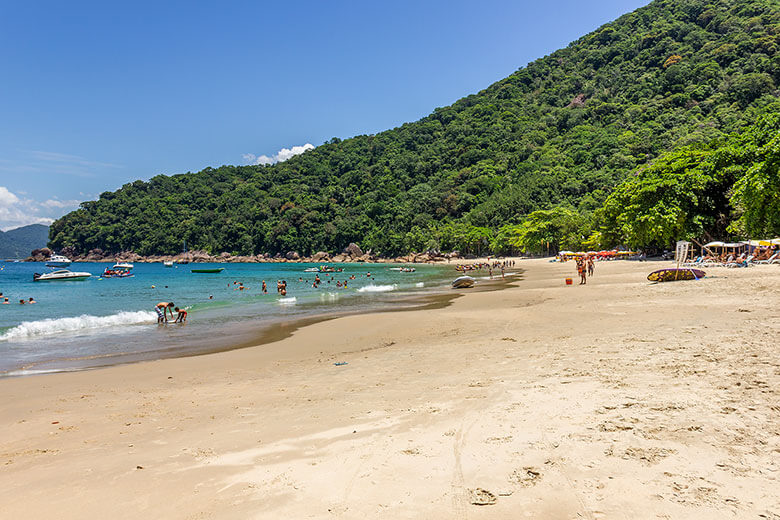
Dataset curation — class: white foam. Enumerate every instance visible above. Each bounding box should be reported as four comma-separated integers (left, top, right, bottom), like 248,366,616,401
320,292,340,303
357,284,396,293
415,282,425,288
278,297,297,305
0,311,157,341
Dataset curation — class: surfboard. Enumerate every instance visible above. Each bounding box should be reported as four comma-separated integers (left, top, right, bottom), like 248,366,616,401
647,268,705,282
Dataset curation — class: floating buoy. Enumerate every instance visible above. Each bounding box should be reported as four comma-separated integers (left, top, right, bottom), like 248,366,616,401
565,278,573,285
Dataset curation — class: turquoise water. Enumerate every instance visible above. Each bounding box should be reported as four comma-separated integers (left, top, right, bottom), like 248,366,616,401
0,261,455,376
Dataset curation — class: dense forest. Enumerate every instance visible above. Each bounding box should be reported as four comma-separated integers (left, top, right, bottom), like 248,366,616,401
49,0,780,257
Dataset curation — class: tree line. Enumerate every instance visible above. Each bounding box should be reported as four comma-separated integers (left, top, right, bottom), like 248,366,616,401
49,0,780,257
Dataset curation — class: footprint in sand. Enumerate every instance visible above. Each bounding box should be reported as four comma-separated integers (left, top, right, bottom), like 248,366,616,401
469,488,497,506
511,467,542,486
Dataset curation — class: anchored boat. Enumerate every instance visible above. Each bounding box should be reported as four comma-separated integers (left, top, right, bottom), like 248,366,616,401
34,269,92,282
45,254,72,267
191,268,224,273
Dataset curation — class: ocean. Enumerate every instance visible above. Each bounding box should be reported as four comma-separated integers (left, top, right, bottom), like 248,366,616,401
0,261,457,376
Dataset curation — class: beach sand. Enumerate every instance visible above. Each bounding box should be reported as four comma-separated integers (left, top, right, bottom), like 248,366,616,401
1,258,778,519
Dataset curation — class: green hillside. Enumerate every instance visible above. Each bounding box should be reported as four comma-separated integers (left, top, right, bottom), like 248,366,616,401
0,224,50,259
49,0,780,256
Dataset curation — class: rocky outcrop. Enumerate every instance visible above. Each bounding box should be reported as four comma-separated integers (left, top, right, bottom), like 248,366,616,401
286,251,300,260
26,247,53,262
312,251,330,262
343,243,363,258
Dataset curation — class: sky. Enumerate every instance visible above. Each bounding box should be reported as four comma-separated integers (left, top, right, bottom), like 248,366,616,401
0,0,650,230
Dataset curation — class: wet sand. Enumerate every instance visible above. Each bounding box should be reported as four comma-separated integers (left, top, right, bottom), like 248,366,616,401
1,258,778,519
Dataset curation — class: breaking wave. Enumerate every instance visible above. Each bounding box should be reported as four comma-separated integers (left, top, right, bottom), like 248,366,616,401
0,311,157,341
357,284,396,293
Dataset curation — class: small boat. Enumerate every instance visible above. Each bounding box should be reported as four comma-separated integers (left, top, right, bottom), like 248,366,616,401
452,275,476,288
647,268,705,282
191,268,224,273
163,261,174,267
304,265,342,273
45,254,72,267
34,269,91,282
102,262,134,278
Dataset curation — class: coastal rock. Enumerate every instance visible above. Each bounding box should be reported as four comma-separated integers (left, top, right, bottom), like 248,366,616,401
343,243,363,258
312,251,330,262
331,254,346,263
115,251,143,262
229,255,254,263
85,248,108,261
27,247,53,262
286,251,300,260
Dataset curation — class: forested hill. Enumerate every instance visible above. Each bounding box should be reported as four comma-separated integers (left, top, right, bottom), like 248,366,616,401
0,224,49,259
49,0,780,256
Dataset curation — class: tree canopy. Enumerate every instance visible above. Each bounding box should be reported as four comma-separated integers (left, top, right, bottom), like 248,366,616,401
49,0,780,256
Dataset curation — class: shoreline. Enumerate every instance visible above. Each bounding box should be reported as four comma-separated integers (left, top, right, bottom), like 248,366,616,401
2,258,777,518
1,261,522,378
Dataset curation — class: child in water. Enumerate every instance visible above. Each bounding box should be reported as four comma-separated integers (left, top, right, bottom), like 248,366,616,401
174,307,187,323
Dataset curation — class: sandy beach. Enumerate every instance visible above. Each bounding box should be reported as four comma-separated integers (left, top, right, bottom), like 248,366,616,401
1,258,778,519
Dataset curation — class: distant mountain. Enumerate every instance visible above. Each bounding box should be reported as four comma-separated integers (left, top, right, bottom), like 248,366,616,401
0,224,50,259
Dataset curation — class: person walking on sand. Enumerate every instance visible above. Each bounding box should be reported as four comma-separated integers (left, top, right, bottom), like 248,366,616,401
155,301,175,323
587,256,595,277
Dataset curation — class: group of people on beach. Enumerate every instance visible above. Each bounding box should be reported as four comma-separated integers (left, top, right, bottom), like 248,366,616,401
1,292,35,305
575,256,595,284
701,246,777,265
455,259,515,280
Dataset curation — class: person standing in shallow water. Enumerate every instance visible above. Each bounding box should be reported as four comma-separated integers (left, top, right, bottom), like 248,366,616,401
155,301,175,323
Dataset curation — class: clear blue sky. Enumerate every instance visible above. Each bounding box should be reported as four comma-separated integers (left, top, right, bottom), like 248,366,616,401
0,0,649,230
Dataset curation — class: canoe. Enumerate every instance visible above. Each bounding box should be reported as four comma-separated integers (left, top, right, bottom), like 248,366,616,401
647,268,705,282
452,275,476,288
191,268,225,273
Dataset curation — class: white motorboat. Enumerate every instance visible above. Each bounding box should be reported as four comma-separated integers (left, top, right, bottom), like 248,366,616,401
45,254,72,267
112,262,134,270
33,269,92,282
163,261,174,267
451,275,475,289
